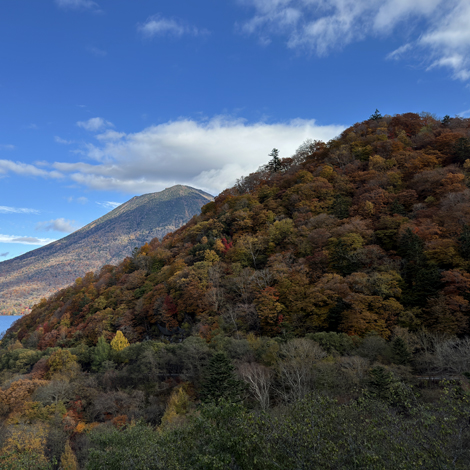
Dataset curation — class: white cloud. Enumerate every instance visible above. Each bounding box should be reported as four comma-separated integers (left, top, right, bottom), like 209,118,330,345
36,218,81,233
55,0,99,10
96,201,123,210
0,206,40,214
51,116,344,194
419,1,470,80
238,0,470,80
138,14,208,38
0,234,56,246
77,117,113,132
0,159,63,179
0,144,15,150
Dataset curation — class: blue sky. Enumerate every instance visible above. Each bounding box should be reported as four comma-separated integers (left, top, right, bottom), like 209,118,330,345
1,0,470,261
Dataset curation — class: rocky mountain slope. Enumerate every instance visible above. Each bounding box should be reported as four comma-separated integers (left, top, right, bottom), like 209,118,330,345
0,185,213,314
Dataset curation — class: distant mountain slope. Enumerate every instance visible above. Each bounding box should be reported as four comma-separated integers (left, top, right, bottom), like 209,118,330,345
0,185,213,314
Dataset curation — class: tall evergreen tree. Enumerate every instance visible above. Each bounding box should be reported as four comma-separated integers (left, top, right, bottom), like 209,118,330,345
200,352,245,403
369,109,383,120
399,229,442,307
330,194,352,219
92,336,111,372
453,137,470,163
389,199,407,217
367,366,393,400
329,239,360,276
392,337,411,365
267,148,282,173
458,224,470,260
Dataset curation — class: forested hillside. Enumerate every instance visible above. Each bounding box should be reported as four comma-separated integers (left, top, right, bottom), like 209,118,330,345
1,112,470,469
5,111,470,346
0,185,213,315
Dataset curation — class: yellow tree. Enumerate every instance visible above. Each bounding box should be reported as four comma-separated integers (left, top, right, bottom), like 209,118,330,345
161,386,191,428
60,441,78,470
110,330,130,352
255,287,284,335
45,349,78,380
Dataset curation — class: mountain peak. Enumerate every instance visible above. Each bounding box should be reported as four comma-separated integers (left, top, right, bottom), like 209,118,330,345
0,186,213,314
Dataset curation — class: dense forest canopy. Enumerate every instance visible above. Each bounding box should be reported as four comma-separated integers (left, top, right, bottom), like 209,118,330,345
1,112,470,469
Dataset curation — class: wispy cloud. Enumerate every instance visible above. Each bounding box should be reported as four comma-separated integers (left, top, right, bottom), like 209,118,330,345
51,116,344,195
0,252,9,257
138,14,208,38
0,144,15,150
55,136,74,145
0,206,40,214
0,234,56,246
88,46,107,57
55,0,99,10
238,0,470,81
0,159,63,179
77,117,114,132
386,43,412,61
36,218,81,233
67,196,88,204
96,130,125,142
97,201,122,210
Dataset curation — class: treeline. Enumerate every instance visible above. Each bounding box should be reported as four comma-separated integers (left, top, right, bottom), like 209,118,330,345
0,329,469,468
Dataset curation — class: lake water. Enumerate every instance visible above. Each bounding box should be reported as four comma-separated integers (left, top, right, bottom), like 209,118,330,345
0,315,22,338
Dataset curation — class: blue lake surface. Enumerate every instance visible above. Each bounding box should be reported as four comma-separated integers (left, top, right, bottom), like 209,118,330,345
0,315,22,337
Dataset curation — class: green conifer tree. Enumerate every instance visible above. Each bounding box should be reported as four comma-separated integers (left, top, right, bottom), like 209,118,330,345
399,229,442,307
330,194,352,219
200,352,245,403
458,224,470,260
92,335,111,372
267,148,282,173
369,109,383,121
389,199,407,217
368,366,393,400
441,115,451,126
329,239,360,276
453,137,470,163
392,337,411,365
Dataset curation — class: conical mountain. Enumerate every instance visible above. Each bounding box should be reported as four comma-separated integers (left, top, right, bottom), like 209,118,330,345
0,185,213,314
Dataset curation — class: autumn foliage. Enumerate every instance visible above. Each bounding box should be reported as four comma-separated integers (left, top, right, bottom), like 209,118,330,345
4,112,470,349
